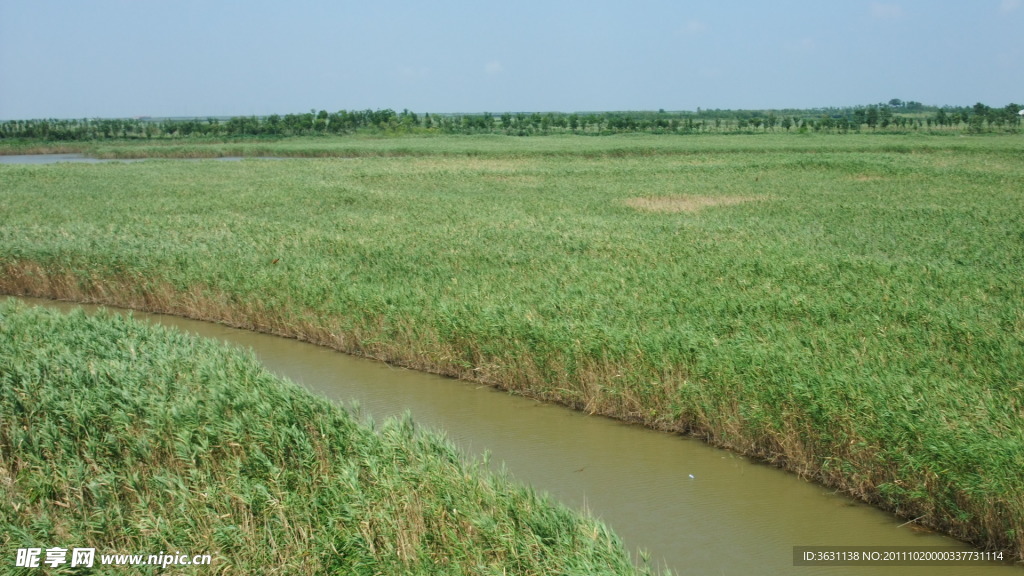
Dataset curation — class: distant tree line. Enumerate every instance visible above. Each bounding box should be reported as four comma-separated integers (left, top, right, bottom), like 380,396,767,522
2,101,1021,141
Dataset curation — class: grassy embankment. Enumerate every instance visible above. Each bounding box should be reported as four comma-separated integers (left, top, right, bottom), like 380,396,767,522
0,301,651,575
1,133,1022,559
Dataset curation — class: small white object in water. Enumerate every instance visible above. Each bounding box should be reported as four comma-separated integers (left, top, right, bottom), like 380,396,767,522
689,474,695,479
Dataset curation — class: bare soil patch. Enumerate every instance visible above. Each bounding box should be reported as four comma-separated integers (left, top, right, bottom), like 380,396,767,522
624,195,763,213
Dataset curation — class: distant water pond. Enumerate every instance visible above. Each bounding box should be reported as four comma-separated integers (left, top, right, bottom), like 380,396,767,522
0,154,137,164
0,154,282,164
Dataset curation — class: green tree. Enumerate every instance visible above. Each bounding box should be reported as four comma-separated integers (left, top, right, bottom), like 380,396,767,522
865,106,879,128
1004,103,1022,127
313,110,329,132
852,108,866,127
878,105,892,128
265,114,283,135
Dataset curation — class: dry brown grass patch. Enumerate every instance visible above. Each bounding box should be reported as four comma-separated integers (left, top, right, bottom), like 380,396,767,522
624,195,763,213
406,157,526,172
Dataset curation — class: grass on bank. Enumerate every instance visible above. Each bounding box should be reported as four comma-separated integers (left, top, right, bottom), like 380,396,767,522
3,131,1022,159
0,301,654,575
0,133,1022,559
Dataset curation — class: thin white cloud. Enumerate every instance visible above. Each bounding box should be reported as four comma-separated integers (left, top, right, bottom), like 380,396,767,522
869,2,903,20
484,60,503,75
1000,0,1021,13
681,19,708,35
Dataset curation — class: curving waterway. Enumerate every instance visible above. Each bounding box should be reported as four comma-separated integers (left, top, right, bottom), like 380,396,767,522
12,297,1019,575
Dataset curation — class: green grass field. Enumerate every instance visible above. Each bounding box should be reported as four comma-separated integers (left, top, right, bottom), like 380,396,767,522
0,301,651,575
1,133,1022,558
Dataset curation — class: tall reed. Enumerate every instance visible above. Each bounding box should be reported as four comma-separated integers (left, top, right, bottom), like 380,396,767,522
0,301,655,575
1,133,1022,558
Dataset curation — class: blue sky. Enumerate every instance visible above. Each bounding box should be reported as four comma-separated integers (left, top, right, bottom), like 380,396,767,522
1,0,1021,119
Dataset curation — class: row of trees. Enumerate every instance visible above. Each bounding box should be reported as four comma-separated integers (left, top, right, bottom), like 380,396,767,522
2,102,1021,141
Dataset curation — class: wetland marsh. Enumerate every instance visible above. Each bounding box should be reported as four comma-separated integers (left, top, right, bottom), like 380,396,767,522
2,133,1022,565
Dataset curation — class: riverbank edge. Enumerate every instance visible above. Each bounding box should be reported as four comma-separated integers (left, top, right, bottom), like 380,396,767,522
2,260,1020,563
0,299,653,575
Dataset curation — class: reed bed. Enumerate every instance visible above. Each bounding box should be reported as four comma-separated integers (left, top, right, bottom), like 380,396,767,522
1,133,1022,559
0,301,652,575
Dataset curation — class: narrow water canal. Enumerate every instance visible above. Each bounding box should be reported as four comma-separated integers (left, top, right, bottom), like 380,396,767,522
13,297,1018,575
0,154,137,164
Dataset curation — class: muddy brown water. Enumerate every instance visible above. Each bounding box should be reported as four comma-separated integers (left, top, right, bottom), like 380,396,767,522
10,297,1020,575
